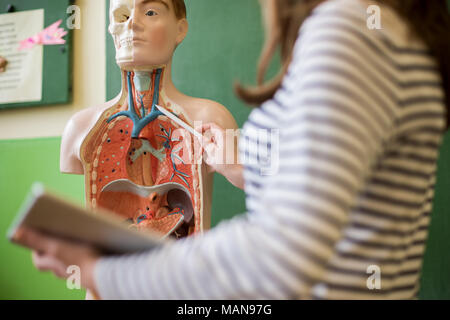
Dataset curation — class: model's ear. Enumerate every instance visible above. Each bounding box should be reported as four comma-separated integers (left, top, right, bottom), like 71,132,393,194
176,18,188,45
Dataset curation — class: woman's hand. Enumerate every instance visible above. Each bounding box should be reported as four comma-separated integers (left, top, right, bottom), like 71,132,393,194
200,123,245,190
13,227,101,296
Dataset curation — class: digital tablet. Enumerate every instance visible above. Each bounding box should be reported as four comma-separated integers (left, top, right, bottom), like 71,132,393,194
7,183,171,254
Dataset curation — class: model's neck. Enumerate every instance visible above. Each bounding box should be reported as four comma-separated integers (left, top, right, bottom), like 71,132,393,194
118,66,166,117
121,62,177,95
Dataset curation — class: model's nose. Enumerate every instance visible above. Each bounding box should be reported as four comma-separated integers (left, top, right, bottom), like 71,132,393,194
130,9,144,32
125,12,133,29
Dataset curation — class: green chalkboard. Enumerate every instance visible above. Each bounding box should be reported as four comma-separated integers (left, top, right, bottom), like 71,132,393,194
419,131,450,299
0,0,73,110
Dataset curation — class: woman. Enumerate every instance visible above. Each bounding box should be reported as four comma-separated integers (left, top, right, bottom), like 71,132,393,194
16,0,450,299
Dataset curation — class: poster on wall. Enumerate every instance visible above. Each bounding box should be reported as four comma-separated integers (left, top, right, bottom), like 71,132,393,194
0,9,44,104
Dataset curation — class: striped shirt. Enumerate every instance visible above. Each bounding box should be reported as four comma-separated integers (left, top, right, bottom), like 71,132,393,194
94,0,446,299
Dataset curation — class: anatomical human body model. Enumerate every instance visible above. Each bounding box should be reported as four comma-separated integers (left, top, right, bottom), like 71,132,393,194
83,67,202,238
60,0,238,240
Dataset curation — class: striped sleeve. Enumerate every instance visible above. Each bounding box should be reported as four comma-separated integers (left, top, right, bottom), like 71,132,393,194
93,6,399,299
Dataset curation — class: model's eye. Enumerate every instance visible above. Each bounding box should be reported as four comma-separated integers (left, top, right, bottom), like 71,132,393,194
113,6,131,23
146,10,157,17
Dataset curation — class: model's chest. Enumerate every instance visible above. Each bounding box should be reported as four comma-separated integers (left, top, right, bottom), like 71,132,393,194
80,100,203,238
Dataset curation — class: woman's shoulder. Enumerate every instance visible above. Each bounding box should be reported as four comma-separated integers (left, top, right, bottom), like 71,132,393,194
300,0,429,52
285,0,437,82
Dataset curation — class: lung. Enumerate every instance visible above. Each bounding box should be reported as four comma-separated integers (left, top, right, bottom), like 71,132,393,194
80,69,203,239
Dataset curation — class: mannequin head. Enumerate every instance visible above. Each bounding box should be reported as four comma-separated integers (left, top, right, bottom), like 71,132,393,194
109,0,188,69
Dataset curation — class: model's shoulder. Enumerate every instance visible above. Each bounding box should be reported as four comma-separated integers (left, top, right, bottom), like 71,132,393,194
185,97,238,129
65,98,118,136
62,107,96,145
61,99,119,172
68,106,96,127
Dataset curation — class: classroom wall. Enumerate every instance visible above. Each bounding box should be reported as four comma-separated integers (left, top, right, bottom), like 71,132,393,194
0,138,85,299
0,0,449,300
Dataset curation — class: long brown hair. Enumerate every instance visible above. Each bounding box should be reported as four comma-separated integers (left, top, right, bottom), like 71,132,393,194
235,0,450,127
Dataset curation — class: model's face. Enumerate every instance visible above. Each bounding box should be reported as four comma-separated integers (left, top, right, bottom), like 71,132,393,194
109,0,187,69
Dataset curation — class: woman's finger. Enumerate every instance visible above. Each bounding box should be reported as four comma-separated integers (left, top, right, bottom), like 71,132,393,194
202,134,214,147
14,228,54,254
31,251,67,278
200,123,214,133
200,122,223,135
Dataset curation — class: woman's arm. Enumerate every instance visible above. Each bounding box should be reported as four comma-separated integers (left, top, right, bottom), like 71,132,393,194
201,122,245,190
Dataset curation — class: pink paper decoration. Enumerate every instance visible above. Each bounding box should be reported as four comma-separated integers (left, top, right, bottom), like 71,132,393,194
18,20,67,50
